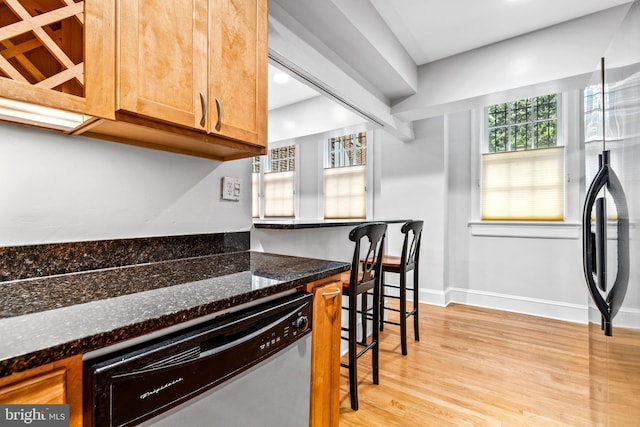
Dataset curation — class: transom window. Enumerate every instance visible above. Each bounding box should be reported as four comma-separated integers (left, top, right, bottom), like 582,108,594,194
328,132,366,167
488,94,558,152
268,145,296,173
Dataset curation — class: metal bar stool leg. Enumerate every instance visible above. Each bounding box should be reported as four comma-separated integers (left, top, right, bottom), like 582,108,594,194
348,284,359,411
413,265,420,342
372,279,380,385
379,270,385,332
400,268,408,356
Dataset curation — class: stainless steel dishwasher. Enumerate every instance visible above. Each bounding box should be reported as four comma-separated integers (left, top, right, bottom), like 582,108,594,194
84,292,313,427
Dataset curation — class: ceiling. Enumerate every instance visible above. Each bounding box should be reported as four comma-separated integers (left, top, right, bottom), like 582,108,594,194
370,0,632,66
268,64,319,111
269,0,632,108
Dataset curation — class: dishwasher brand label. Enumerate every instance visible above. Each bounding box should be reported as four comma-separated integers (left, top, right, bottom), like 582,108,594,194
0,405,69,426
139,377,184,400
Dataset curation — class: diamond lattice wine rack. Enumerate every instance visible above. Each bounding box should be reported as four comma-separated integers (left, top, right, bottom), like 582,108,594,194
0,0,84,98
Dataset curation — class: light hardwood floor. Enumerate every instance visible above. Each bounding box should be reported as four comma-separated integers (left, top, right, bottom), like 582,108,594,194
338,303,627,427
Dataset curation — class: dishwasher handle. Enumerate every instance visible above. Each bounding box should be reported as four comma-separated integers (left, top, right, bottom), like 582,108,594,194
120,304,311,376
199,305,308,358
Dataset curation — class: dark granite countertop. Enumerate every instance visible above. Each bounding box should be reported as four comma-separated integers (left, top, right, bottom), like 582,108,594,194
253,219,410,230
0,251,349,378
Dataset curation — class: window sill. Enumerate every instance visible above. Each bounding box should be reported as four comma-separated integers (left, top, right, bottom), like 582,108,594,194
468,221,581,239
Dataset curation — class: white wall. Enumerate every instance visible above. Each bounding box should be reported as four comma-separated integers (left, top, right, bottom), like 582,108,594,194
464,235,586,321
374,120,446,304
445,111,472,301
0,123,252,246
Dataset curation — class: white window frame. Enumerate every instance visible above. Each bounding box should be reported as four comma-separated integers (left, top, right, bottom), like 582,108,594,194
252,156,261,218
469,91,582,239
253,143,299,219
322,130,372,220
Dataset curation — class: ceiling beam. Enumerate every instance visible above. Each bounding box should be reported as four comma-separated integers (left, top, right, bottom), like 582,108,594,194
269,2,414,141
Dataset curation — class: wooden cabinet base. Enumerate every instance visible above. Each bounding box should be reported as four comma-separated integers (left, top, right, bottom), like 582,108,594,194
74,113,266,161
306,277,343,427
0,355,82,427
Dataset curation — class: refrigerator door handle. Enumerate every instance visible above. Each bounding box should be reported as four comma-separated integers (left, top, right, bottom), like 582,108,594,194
582,160,612,335
595,197,607,293
604,165,630,324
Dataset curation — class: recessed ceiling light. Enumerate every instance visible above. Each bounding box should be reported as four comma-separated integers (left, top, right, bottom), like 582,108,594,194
273,72,290,84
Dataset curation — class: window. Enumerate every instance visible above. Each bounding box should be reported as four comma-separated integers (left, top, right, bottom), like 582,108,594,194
263,145,296,217
482,94,564,221
324,132,366,219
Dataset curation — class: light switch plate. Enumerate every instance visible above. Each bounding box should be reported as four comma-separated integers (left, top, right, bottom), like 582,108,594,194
221,177,241,201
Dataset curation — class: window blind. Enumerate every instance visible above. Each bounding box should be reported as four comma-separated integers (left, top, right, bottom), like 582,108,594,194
324,165,366,219
482,147,564,220
264,171,295,217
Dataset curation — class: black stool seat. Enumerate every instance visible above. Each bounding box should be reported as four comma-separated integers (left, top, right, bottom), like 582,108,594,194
340,222,387,411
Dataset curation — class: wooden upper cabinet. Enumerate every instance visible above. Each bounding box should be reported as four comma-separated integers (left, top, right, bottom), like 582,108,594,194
209,0,267,146
118,0,208,130
113,0,267,154
0,0,266,160
0,0,114,120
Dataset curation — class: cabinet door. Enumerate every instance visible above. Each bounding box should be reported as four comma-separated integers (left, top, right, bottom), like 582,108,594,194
0,0,113,119
309,281,342,427
119,0,208,130
0,355,83,427
209,0,267,147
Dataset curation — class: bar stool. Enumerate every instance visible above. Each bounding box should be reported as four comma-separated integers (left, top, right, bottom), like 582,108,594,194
379,220,423,356
340,222,387,411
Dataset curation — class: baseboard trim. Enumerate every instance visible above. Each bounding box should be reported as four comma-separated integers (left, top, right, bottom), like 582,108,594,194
440,287,588,324
419,288,448,307
440,288,640,328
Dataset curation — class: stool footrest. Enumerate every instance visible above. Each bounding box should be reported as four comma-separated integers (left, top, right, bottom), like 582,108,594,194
382,284,415,291
355,342,377,359
339,340,377,363
382,309,417,323
385,307,418,316
382,319,401,327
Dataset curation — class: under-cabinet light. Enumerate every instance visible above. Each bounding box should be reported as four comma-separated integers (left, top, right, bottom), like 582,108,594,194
0,97,88,132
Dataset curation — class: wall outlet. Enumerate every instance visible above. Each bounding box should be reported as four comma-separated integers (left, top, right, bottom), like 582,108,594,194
221,176,241,201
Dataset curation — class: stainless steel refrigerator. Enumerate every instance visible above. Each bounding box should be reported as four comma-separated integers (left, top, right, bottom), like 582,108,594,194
582,1,640,424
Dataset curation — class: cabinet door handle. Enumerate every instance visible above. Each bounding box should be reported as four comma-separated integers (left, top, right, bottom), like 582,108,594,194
214,97,222,132
199,92,207,128
322,288,341,298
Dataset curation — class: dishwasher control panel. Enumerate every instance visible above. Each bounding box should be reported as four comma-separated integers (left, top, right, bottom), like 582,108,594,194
258,307,310,352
